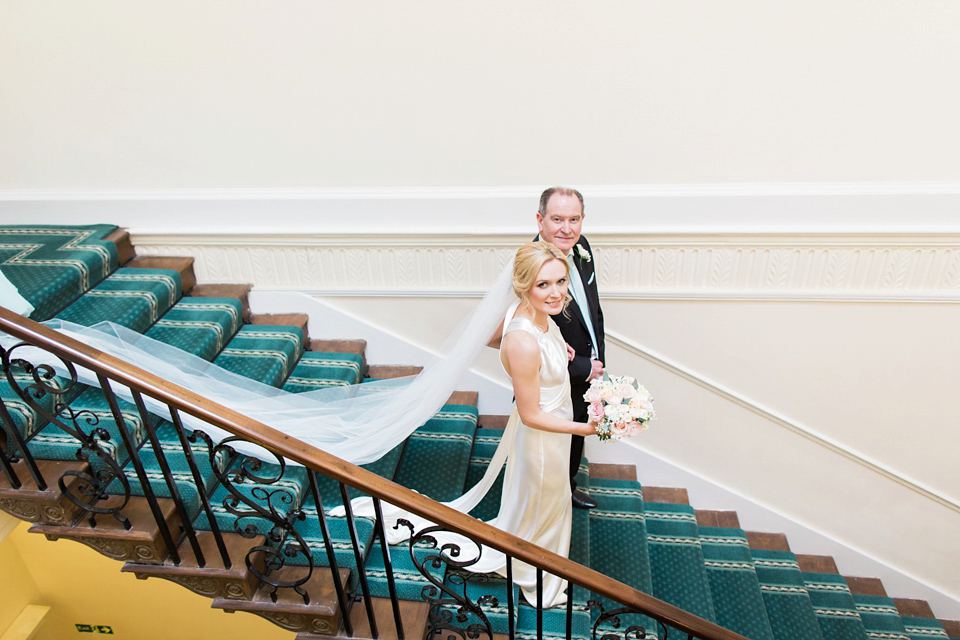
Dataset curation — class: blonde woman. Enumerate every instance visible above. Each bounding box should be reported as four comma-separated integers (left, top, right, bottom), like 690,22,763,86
480,241,596,607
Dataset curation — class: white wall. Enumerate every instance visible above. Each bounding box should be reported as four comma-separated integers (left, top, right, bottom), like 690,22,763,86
1,1,958,190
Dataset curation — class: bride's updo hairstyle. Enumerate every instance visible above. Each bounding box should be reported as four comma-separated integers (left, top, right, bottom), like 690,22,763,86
512,241,572,313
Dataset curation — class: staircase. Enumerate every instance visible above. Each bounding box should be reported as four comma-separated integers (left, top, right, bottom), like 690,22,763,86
0,224,956,640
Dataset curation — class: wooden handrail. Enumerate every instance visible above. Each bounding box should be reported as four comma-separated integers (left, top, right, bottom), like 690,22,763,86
0,307,748,640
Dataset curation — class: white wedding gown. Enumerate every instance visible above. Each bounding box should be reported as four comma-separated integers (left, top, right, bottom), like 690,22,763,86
471,311,574,608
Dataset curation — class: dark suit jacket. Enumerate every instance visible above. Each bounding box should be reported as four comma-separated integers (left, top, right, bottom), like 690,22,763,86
538,235,605,422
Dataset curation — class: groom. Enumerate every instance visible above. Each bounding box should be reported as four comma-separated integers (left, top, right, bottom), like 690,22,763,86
536,187,605,509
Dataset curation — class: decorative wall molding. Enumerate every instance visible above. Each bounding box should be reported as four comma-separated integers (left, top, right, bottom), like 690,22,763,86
134,232,960,303
604,330,960,514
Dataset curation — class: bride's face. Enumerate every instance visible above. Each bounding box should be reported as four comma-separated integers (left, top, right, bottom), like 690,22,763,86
525,259,568,316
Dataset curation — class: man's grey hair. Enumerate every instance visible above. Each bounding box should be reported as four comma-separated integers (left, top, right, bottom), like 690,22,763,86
538,187,585,216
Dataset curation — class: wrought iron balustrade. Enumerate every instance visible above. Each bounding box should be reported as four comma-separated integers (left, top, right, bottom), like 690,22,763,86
0,306,748,640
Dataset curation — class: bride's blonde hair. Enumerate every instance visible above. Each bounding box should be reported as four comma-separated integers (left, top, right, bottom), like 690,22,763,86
512,241,572,314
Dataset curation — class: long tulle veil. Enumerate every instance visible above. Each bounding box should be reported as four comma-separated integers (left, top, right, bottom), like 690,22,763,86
1,259,519,469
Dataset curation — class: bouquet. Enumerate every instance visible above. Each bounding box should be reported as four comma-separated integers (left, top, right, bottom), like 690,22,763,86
584,374,656,441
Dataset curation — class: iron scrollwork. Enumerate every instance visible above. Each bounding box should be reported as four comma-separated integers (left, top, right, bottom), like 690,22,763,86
397,519,497,640
0,342,132,528
195,432,314,604
587,600,671,640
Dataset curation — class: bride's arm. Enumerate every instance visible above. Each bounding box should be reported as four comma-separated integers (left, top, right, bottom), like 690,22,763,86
502,332,595,436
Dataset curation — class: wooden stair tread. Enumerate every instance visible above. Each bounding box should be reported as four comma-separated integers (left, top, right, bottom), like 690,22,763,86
366,365,423,379
695,510,741,529
447,390,478,406
214,565,350,614
796,554,839,574
298,597,429,640
249,313,310,344
308,339,366,355
477,414,509,430
643,486,690,505
894,598,936,618
745,531,791,551
939,619,960,637
123,531,267,600
845,576,887,596
104,228,135,265
127,255,197,293
190,284,253,321
29,495,183,564
590,463,637,482
0,458,88,525
123,530,265,575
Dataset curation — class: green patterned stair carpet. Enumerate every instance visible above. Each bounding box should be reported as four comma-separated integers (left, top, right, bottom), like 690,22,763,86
56,267,182,333
212,324,304,387
464,427,507,521
27,386,154,471
699,526,775,640
392,404,479,502
645,502,717,630
194,456,309,536
802,571,869,640
902,616,950,640
282,351,365,392
290,491,376,590
0,371,83,443
145,297,243,360
751,549,824,640
0,224,118,321
853,595,910,640
587,477,658,638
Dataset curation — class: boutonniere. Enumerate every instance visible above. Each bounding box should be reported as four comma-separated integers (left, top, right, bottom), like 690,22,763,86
575,244,592,263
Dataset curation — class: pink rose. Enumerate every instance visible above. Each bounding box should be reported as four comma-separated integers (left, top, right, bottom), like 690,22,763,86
625,421,645,437
617,384,636,399
610,421,629,437
584,387,604,403
588,402,605,422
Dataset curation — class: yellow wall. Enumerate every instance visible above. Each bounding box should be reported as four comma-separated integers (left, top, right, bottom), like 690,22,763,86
4,522,295,640
0,523,42,635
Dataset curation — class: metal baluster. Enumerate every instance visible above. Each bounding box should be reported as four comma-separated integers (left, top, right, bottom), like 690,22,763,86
372,496,404,640
339,482,378,639
131,390,203,566
536,569,543,640
168,406,231,569
99,375,178,562
0,398,25,489
307,470,352,637
565,578,573,640
0,385,44,490
506,557,515,640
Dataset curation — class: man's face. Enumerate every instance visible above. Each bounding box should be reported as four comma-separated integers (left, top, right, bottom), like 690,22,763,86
537,193,583,254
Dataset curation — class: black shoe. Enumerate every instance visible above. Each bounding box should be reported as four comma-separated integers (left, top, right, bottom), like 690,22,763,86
571,489,597,509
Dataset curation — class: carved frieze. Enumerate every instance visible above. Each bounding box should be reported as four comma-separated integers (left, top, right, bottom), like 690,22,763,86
136,234,960,302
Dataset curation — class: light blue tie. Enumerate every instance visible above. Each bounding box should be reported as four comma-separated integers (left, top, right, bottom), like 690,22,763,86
567,253,598,359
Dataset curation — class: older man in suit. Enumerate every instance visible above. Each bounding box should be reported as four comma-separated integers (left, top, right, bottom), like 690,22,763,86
536,186,605,509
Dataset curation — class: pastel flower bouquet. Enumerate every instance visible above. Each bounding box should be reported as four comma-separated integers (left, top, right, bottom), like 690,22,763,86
584,374,656,441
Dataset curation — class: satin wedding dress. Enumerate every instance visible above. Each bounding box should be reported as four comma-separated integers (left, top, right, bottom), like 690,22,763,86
472,309,574,608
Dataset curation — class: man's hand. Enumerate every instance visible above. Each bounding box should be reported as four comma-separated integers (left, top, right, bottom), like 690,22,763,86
587,359,604,381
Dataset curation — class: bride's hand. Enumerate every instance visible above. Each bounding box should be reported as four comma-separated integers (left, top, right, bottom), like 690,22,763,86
565,343,576,361
583,419,599,437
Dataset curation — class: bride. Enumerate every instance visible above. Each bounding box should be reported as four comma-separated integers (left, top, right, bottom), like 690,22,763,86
477,240,597,607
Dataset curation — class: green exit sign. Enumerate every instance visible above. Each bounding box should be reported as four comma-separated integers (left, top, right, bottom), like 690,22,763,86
75,624,113,634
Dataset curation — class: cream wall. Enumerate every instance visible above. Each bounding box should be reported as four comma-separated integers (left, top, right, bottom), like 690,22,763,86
1,1,959,190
